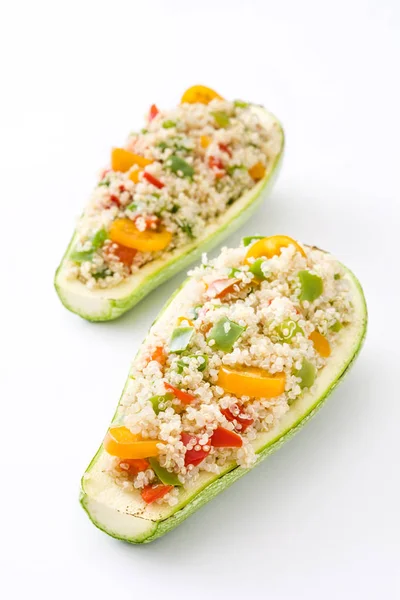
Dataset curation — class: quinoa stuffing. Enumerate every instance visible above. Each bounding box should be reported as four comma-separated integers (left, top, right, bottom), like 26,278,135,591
102,235,354,506
64,85,281,289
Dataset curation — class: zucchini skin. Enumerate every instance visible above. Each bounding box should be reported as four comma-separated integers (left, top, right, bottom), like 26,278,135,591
80,265,367,543
55,107,284,321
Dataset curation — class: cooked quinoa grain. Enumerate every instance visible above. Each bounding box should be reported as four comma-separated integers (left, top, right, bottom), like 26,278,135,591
103,237,354,505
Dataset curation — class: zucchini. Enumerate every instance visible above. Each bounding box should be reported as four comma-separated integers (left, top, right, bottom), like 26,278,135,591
54,106,284,321
80,245,367,543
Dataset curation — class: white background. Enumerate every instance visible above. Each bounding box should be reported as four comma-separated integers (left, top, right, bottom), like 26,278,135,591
1,1,399,598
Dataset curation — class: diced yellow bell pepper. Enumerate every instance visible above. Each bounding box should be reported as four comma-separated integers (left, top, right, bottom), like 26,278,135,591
217,365,286,399
129,169,142,183
111,148,153,172
309,331,331,357
248,162,266,181
245,235,306,263
181,85,223,105
103,426,160,459
200,135,211,148
109,218,172,252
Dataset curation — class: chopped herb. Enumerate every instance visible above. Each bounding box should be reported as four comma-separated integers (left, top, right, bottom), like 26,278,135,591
157,141,169,151
162,120,176,129
141,128,148,134
165,155,194,178
227,198,235,206
93,269,111,280
98,180,110,187
171,204,180,214
181,222,194,239
126,202,137,212
152,193,161,199
334,273,341,280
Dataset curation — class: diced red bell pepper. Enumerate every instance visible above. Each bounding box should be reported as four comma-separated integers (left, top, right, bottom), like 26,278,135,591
117,458,149,475
141,484,173,504
205,278,240,300
119,184,126,193
135,214,160,230
220,404,254,432
109,194,121,207
164,382,196,405
181,432,210,466
218,143,232,157
149,104,159,122
105,242,137,266
211,426,243,448
208,156,225,179
143,172,165,189
100,168,110,180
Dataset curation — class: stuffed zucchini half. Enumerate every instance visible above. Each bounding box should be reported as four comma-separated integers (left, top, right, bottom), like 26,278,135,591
55,85,284,321
81,235,367,543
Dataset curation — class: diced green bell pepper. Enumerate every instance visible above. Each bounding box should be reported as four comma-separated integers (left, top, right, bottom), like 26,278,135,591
228,267,241,278
234,100,249,108
69,250,94,263
208,317,245,352
242,235,265,247
249,258,266,280
162,120,176,129
226,165,247,176
91,228,108,249
211,111,230,128
275,319,304,342
149,393,174,415
295,359,316,389
149,458,182,487
169,326,194,353
298,270,323,302
177,354,208,374
165,155,194,178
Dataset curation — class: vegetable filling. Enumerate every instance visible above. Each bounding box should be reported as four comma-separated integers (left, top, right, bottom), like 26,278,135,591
102,236,355,505
65,86,281,289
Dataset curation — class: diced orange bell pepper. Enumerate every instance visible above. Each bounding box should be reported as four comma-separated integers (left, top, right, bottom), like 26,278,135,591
129,169,142,183
309,331,331,357
211,426,243,448
200,135,211,148
109,218,172,252
217,366,286,399
181,85,223,105
245,235,306,264
248,162,266,181
111,148,153,172
141,484,173,504
150,346,166,365
103,426,160,459
117,458,150,475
